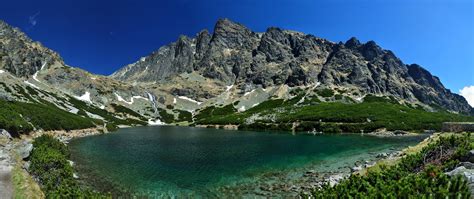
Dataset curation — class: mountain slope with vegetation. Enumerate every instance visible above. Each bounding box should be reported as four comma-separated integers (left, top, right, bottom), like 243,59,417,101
0,18,473,135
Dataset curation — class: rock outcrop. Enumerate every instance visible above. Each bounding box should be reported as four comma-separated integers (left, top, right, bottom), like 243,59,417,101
0,20,63,78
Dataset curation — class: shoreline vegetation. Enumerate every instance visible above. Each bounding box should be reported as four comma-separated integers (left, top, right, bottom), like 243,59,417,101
1,127,110,198
304,132,473,198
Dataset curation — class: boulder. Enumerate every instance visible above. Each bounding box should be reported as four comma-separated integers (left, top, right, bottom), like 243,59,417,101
457,162,474,169
0,129,12,140
445,166,474,183
16,141,33,159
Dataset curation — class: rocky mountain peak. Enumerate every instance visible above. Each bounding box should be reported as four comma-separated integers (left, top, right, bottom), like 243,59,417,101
360,40,384,60
211,18,257,50
344,37,361,48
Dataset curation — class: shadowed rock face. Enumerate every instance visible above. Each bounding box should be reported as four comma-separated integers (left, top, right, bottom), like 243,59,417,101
110,18,472,114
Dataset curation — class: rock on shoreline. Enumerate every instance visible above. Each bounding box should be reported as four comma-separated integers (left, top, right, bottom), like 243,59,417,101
367,128,425,137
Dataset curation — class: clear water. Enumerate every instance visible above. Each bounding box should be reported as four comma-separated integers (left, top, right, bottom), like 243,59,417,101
69,126,425,197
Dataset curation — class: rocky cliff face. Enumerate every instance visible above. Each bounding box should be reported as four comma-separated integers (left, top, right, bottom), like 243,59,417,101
0,20,63,78
111,19,472,114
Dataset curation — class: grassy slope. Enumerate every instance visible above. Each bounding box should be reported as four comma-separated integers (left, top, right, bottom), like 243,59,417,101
195,95,474,132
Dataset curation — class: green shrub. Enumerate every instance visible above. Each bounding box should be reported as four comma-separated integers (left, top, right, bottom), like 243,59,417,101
158,108,175,123
305,133,473,198
175,110,193,122
316,88,334,98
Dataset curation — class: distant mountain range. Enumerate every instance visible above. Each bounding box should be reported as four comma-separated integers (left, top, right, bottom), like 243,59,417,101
0,18,472,135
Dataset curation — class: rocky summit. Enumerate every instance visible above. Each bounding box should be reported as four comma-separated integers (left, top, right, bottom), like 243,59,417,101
111,18,471,114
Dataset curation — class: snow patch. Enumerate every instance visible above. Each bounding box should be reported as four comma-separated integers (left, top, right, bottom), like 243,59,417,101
238,106,246,112
226,85,234,92
173,97,177,104
0,70,5,74
33,62,47,83
91,77,97,80
31,75,41,84
66,105,79,114
244,89,255,96
86,111,104,120
312,82,321,89
75,92,92,103
355,94,366,102
132,96,148,101
99,105,105,109
114,93,148,105
178,96,202,105
297,96,306,104
24,81,40,89
148,119,165,126
40,62,47,70
115,93,131,104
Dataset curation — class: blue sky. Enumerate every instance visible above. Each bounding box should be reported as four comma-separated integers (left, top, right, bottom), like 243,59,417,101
1,0,473,97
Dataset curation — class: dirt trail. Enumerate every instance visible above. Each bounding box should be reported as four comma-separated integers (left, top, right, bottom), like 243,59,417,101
0,147,13,199
0,165,13,198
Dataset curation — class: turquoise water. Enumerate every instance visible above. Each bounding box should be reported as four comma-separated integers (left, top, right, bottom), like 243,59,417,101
69,126,425,197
